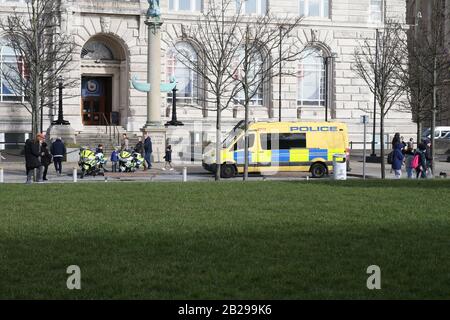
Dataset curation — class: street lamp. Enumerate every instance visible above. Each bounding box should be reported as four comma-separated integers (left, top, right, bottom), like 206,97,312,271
323,53,337,122
165,84,184,127
52,75,70,125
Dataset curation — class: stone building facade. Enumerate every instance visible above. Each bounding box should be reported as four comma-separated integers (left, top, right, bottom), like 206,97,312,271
0,0,416,159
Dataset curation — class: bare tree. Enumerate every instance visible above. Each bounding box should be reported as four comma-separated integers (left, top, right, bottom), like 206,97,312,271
353,21,406,179
166,0,246,180
406,0,450,174
0,0,76,137
395,22,433,143
231,14,305,180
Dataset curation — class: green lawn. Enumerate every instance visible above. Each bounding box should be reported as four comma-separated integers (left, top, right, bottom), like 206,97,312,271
0,180,449,299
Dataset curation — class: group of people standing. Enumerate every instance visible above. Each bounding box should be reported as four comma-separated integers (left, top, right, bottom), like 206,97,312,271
110,132,172,172
115,132,154,171
390,133,432,179
24,134,66,183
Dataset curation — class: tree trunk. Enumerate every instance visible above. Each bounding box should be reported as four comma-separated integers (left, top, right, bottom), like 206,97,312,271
244,102,249,181
243,94,249,181
215,98,221,181
380,114,385,179
416,120,422,146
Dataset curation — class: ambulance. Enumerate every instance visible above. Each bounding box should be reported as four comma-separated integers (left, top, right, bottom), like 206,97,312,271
202,121,349,178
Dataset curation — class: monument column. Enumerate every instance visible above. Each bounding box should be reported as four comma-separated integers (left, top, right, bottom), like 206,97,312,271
144,19,163,127
141,11,166,163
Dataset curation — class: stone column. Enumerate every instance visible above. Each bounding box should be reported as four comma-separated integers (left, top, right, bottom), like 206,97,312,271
144,19,163,127
142,18,166,163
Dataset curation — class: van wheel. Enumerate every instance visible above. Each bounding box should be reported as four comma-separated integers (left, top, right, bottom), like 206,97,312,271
310,163,327,178
220,165,236,179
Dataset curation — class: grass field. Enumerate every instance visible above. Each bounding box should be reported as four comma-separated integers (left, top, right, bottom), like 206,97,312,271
0,180,449,299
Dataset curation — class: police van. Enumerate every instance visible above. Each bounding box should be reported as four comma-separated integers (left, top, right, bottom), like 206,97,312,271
202,121,349,178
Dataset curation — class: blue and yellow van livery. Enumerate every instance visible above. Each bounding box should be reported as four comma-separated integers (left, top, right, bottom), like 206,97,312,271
203,121,349,178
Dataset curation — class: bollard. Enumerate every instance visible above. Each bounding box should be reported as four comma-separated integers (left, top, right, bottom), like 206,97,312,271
183,167,187,182
0,167,3,183
73,168,77,183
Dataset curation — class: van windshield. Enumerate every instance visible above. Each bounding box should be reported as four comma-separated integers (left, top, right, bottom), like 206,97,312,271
222,120,245,148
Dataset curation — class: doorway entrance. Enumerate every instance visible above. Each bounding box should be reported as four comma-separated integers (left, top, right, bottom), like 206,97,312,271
81,77,112,125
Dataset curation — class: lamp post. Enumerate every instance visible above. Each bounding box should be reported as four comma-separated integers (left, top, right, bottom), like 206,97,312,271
165,86,184,126
278,25,283,122
323,53,336,122
370,28,380,157
52,75,70,125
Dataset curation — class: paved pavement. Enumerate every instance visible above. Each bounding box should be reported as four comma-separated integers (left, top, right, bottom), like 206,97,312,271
1,158,449,184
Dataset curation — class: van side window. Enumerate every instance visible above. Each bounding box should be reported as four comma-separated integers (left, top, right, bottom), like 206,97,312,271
234,134,255,151
260,133,306,150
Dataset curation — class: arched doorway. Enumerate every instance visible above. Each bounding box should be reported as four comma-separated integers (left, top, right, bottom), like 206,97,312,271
81,35,128,126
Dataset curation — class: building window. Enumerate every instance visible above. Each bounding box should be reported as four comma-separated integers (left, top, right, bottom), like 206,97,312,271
299,0,329,18
297,47,325,107
169,0,203,12
236,0,268,16
369,0,383,22
0,40,26,103
233,48,264,107
166,42,199,104
81,41,114,60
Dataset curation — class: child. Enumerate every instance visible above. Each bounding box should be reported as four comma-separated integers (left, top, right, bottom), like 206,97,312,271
41,142,53,181
110,147,119,172
162,145,173,171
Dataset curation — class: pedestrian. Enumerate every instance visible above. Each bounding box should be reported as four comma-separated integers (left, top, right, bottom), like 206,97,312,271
144,133,152,170
391,132,401,149
162,145,173,171
391,143,404,179
416,143,427,179
110,147,119,172
134,136,144,155
96,144,104,155
404,141,415,179
424,139,433,178
41,142,53,181
121,134,129,151
24,133,44,184
50,137,66,176
407,137,414,151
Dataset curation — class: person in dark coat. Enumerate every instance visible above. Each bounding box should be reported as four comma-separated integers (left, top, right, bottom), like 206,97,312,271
143,133,152,170
40,142,52,181
416,143,427,179
162,145,173,171
391,133,401,149
134,137,144,155
50,137,66,176
391,143,404,179
24,134,44,183
424,139,433,177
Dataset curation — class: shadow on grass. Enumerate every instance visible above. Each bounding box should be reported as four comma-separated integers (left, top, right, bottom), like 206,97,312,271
279,179,450,190
1,224,449,300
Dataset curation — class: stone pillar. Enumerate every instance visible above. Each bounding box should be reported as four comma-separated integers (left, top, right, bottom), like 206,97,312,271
142,18,166,162
144,19,163,127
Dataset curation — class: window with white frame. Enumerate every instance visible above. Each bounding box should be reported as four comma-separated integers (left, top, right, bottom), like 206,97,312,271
233,48,264,106
297,48,325,106
169,0,203,12
369,0,383,22
299,0,329,18
0,40,26,103
166,42,199,103
236,0,268,16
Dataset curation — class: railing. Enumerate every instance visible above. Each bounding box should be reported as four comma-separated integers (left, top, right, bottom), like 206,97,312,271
100,113,120,148
349,141,413,150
